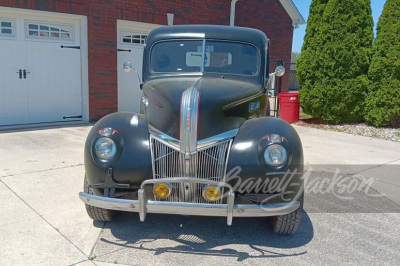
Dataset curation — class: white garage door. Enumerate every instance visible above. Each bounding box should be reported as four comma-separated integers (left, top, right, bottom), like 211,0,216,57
0,12,83,126
117,21,161,113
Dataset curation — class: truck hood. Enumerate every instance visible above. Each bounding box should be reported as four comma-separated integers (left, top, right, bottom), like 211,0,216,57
143,76,262,141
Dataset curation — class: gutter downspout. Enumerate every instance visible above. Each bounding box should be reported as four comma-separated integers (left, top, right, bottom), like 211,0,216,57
230,0,240,26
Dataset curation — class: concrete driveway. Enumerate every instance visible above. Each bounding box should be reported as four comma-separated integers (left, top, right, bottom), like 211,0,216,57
0,124,399,265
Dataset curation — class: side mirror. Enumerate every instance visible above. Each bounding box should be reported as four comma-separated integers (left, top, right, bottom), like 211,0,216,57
275,66,285,77
124,61,133,72
264,66,285,94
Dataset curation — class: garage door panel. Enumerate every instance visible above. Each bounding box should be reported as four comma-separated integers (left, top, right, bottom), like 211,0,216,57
0,44,22,97
0,12,83,126
0,37,27,125
24,43,82,122
4,96,30,125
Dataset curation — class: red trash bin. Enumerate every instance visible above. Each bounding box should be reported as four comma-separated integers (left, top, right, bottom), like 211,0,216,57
277,92,300,123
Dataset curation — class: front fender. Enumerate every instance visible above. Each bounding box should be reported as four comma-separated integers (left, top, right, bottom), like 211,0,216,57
226,117,304,201
84,112,152,194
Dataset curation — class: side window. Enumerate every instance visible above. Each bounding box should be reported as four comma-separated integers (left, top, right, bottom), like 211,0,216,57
26,22,73,40
0,19,15,37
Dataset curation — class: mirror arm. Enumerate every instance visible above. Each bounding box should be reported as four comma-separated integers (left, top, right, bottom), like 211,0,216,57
132,69,143,90
124,61,143,90
264,73,276,94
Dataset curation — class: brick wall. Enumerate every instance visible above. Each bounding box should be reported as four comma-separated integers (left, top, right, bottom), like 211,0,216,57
236,0,294,92
0,0,294,120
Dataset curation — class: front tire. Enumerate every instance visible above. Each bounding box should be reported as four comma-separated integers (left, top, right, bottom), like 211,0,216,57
270,193,303,234
84,176,118,222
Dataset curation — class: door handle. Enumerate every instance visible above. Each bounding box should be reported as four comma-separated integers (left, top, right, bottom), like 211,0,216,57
23,69,30,79
16,69,22,79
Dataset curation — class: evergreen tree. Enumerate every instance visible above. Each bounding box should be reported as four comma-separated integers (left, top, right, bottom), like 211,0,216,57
296,0,329,115
297,0,373,123
365,0,400,127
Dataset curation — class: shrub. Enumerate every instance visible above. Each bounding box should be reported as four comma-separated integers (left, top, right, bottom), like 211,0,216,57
305,76,369,124
365,79,400,127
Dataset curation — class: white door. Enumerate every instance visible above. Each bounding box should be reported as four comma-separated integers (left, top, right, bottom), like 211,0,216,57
0,13,83,126
117,21,161,113
0,18,29,124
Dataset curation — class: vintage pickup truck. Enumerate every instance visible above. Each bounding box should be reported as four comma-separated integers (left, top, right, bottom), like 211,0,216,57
79,25,304,234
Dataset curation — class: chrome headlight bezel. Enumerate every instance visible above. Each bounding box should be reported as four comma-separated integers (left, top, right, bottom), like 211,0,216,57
94,137,117,161
263,144,288,167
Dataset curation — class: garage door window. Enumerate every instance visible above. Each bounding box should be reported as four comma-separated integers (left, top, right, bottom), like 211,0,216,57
27,22,73,40
0,20,14,36
121,33,147,45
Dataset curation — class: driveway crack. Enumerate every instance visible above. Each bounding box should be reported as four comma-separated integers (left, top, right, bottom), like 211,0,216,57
0,163,84,179
69,259,97,266
88,221,106,261
349,159,400,176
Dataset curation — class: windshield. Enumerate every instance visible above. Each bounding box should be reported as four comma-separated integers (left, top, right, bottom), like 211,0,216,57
150,40,259,76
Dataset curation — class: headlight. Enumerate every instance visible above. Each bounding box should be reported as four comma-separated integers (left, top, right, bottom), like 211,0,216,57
94,137,117,161
263,144,288,167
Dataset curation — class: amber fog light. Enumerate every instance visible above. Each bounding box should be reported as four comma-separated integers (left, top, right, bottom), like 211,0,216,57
203,186,221,202
154,183,171,199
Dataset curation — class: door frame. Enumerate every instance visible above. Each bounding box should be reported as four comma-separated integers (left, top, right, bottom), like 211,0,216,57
0,6,89,122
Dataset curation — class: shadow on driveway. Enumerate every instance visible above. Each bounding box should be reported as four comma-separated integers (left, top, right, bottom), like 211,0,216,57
96,211,313,261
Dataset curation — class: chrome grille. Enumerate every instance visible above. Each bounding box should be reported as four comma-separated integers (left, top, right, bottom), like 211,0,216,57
150,136,232,203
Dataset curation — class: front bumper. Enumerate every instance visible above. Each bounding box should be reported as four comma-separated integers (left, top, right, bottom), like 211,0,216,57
79,178,300,226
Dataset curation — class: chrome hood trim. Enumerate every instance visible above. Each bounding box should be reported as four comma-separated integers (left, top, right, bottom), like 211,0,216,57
148,125,180,150
197,129,238,150
148,125,238,152
179,85,201,154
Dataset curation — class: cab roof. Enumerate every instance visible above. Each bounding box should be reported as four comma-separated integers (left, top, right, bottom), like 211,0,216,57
146,25,268,48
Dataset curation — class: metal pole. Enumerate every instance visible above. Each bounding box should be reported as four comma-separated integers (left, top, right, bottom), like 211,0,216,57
276,59,283,118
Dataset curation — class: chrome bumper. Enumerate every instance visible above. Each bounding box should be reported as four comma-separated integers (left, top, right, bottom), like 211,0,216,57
79,178,300,226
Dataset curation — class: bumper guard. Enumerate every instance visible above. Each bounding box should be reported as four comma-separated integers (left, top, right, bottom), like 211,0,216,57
79,178,300,226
